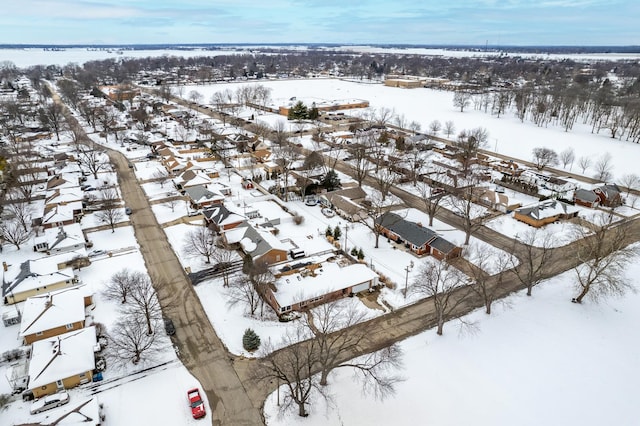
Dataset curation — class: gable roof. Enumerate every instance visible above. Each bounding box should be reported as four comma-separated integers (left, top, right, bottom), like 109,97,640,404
28,326,97,389
375,212,437,247
515,199,578,220
184,185,224,204
3,261,76,298
19,286,87,337
574,188,599,203
203,204,246,226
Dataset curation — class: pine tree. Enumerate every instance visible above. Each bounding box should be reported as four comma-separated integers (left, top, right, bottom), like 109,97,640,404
242,328,261,352
333,225,342,240
358,248,365,260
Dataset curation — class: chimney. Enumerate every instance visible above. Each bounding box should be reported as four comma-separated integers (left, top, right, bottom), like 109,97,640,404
2,262,7,272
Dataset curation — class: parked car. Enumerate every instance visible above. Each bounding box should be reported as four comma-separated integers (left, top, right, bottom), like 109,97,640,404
187,209,202,217
321,208,335,218
187,388,206,419
30,392,70,414
89,249,106,257
125,207,132,215
164,317,176,336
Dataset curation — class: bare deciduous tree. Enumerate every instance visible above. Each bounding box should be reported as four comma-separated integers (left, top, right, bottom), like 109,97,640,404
510,229,556,296
95,188,123,233
428,120,442,135
0,219,32,250
126,272,162,335
183,227,217,263
572,212,638,303
594,153,614,182
103,268,137,304
254,327,321,417
453,91,472,112
466,245,511,314
411,259,469,335
620,173,639,207
578,156,592,174
532,147,559,170
559,147,575,170
5,201,33,232
416,180,444,227
76,142,109,179
305,300,404,391
107,315,162,366
226,273,262,317
444,120,456,138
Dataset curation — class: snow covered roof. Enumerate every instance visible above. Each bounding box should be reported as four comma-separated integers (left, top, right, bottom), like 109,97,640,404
19,286,88,337
515,199,579,220
28,326,97,389
3,255,78,298
42,204,75,225
33,223,86,251
273,262,378,307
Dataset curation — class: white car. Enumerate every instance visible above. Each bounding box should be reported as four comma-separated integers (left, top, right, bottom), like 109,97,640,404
30,392,70,414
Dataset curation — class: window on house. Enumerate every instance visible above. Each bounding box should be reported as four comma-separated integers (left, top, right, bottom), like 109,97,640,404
36,331,43,336
65,323,74,330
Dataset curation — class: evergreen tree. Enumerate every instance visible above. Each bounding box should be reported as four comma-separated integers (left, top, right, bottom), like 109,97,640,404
287,101,308,120
243,328,261,351
325,226,333,238
357,248,365,260
333,226,342,240
321,170,341,191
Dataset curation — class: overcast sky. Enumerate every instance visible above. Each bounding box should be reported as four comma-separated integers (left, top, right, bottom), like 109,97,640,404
1,0,638,46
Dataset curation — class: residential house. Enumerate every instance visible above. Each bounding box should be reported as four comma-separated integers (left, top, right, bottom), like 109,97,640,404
224,223,288,265
594,184,623,207
472,188,520,213
543,176,577,197
2,259,79,305
19,286,92,344
41,204,77,229
33,224,87,254
325,186,369,222
27,326,97,398
172,169,212,190
203,204,246,232
184,185,225,209
265,260,379,314
574,189,600,208
513,199,579,228
374,212,462,260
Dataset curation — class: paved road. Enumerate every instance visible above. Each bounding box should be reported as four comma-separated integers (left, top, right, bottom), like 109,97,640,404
51,89,264,426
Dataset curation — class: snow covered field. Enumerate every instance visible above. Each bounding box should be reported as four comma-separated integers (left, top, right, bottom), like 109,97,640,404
185,78,640,183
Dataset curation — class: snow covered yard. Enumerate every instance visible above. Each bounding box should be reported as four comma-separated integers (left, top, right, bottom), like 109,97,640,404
264,248,640,426
485,214,590,247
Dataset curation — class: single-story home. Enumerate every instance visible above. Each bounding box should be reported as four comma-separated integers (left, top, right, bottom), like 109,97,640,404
574,188,600,208
374,212,462,260
265,260,379,314
513,199,579,227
